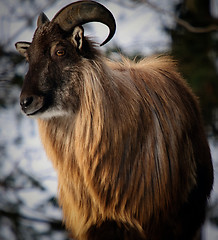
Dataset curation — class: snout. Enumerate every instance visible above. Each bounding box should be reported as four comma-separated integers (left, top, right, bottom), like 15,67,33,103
20,94,44,116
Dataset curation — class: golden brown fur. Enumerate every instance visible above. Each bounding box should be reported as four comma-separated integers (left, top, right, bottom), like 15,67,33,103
38,55,213,240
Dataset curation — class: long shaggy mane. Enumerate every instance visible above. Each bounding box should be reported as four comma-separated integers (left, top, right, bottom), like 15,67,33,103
38,55,212,239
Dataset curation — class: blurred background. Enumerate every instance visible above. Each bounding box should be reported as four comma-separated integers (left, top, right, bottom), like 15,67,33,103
0,0,218,239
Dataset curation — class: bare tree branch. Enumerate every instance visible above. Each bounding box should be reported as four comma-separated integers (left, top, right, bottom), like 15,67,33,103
134,0,218,33
0,209,65,230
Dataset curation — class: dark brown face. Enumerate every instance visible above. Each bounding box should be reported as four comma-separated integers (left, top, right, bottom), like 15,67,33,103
16,23,88,119
15,1,116,119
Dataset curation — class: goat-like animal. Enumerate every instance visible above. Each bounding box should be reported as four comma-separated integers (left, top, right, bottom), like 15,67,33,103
15,1,213,239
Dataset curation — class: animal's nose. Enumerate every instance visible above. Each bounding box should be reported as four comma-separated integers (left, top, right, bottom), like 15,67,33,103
20,96,34,109
20,94,44,116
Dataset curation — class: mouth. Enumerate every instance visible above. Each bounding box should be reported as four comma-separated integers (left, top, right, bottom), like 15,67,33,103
26,107,68,119
26,107,43,117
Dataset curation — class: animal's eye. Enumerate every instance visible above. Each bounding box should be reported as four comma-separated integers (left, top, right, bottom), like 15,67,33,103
55,49,66,57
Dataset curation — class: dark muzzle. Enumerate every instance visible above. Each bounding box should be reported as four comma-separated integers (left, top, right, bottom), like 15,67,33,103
20,93,44,116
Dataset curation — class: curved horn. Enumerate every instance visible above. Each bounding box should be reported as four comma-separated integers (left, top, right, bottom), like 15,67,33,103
37,12,50,28
52,0,116,46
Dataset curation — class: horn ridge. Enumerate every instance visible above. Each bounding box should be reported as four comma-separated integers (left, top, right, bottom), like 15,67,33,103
52,0,116,46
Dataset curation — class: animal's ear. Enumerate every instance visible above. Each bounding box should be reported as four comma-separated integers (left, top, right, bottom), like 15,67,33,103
15,41,31,58
71,26,84,50
37,12,50,28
